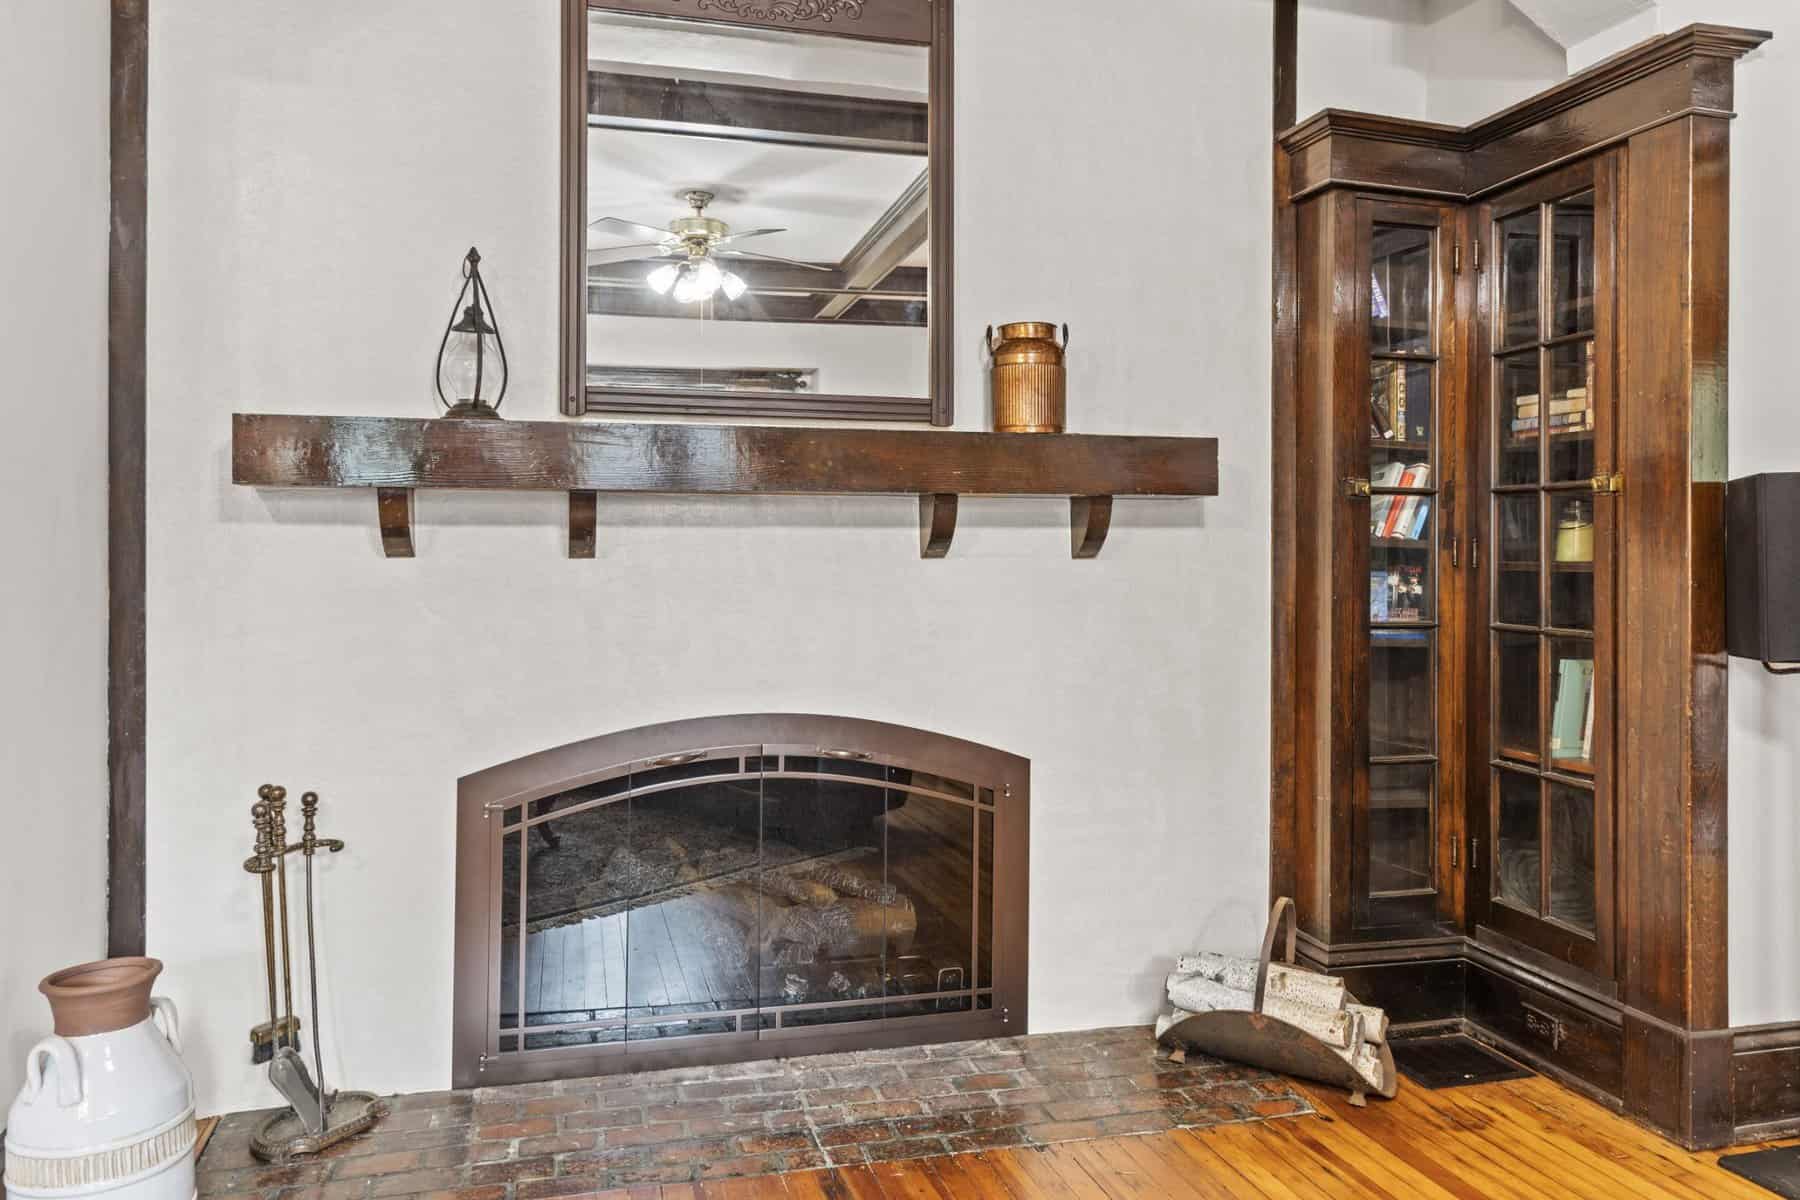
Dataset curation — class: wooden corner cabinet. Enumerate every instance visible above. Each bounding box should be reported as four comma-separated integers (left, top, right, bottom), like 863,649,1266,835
1273,24,1770,1148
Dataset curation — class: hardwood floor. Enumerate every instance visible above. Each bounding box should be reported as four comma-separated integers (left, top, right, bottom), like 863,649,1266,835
579,1075,1795,1198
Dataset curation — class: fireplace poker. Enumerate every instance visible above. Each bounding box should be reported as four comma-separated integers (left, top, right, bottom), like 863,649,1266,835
299,791,333,1104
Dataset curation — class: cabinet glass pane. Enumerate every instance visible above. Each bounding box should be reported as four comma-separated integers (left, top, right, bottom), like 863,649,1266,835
1548,638,1597,775
1370,360,1434,472
1547,341,1597,482
1497,351,1541,485
1551,192,1597,338
1496,770,1541,913
1371,633,1434,758
1500,210,1541,348
1496,632,1540,764
1369,763,1434,895
1372,512,1434,623
1549,782,1597,932
1371,226,1432,354
1550,496,1595,630
1496,494,1540,626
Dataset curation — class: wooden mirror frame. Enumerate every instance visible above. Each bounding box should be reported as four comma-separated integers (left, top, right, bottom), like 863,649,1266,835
560,0,954,426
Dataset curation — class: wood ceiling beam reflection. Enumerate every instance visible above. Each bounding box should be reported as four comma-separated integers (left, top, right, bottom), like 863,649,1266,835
587,69,928,154
815,169,929,320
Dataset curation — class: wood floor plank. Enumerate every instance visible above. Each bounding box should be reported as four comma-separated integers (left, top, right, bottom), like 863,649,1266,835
827,1164,896,1200
1493,1082,1777,1200
985,1147,1088,1199
1287,1092,1499,1199
1088,1134,1220,1200
1037,1143,1136,1200
778,1169,842,1200
1188,1123,1345,1199
1061,1138,1165,1200
1170,1127,1301,1199
1108,1131,1243,1200
1455,1089,1706,1200
1258,1116,1443,1200
866,1158,949,1200
999,1145,1110,1199
1381,1083,1591,1200
924,1152,1021,1199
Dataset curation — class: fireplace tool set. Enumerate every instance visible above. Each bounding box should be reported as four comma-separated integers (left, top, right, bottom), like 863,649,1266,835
243,784,387,1161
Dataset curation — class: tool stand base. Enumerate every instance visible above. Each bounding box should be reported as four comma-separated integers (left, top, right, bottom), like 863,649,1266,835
250,1091,388,1163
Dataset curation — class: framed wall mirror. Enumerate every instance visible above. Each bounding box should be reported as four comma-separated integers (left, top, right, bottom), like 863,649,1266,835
561,0,953,425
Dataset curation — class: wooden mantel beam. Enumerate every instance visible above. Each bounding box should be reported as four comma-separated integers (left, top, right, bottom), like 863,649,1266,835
232,415,1218,498
234,414,1216,560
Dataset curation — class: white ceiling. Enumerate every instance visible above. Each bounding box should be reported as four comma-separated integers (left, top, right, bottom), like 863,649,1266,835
1501,0,1656,47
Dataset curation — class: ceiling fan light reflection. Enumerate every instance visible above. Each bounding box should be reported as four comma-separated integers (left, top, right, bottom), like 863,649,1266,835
647,264,679,295
673,258,724,304
721,271,748,301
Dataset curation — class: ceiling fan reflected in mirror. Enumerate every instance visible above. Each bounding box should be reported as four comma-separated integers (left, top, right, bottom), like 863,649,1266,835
587,189,829,304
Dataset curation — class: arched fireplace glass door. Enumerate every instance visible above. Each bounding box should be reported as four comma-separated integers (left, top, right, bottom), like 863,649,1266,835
453,715,1027,1087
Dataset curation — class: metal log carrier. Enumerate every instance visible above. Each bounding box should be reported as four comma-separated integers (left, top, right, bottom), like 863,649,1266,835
244,785,388,1161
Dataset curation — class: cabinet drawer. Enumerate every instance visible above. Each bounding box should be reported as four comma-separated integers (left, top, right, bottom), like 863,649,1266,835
1466,962,1622,1098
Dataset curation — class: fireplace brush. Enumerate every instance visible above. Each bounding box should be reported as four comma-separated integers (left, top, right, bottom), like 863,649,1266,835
243,784,388,1162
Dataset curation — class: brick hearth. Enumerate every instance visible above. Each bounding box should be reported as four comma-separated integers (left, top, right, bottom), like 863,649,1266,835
196,1027,1312,1195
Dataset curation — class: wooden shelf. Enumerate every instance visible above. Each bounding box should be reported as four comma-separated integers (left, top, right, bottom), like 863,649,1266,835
231,414,1219,559
1499,560,1595,573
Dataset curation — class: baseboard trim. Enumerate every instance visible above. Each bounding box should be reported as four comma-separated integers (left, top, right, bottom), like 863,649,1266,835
1732,1019,1800,1143
1303,935,1787,1148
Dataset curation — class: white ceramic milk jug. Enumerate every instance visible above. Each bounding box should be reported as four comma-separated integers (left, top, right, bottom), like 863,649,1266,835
5,958,196,1200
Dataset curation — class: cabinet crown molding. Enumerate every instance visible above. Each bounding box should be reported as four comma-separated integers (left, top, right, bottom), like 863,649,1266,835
1279,22,1772,203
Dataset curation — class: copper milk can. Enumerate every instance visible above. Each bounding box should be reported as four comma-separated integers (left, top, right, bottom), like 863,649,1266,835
987,322,1069,433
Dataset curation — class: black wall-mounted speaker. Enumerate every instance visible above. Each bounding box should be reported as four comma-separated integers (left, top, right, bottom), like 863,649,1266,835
1727,472,1800,673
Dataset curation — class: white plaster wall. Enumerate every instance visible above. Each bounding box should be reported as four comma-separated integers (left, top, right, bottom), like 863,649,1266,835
1565,10,1664,72
1420,0,1565,126
146,0,1274,1116
1297,0,1564,126
1298,0,1430,120
0,0,110,1111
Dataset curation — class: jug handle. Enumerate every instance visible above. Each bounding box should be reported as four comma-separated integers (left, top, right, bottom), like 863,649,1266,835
1060,324,1071,351
24,1036,82,1108
151,996,182,1053
985,325,996,357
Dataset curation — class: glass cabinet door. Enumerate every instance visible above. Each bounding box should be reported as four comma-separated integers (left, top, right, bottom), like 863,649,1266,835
1356,201,1458,933
1478,157,1616,977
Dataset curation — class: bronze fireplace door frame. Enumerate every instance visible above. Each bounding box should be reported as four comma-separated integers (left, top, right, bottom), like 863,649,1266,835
452,713,1029,1089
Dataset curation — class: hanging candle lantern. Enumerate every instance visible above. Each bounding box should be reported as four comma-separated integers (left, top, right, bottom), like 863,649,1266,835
434,247,508,419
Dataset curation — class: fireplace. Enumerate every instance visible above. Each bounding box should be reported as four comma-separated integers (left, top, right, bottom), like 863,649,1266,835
451,715,1028,1087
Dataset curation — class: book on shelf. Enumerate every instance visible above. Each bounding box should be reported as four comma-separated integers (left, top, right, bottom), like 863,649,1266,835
1550,657,1596,761
1513,389,1588,419
1370,462,1406,534
1395,361,1407,441
1407,497,1431,540
1582,666,1596,760
1369,564,1425,622
1379,465,1430,539
1512,411,1593,433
